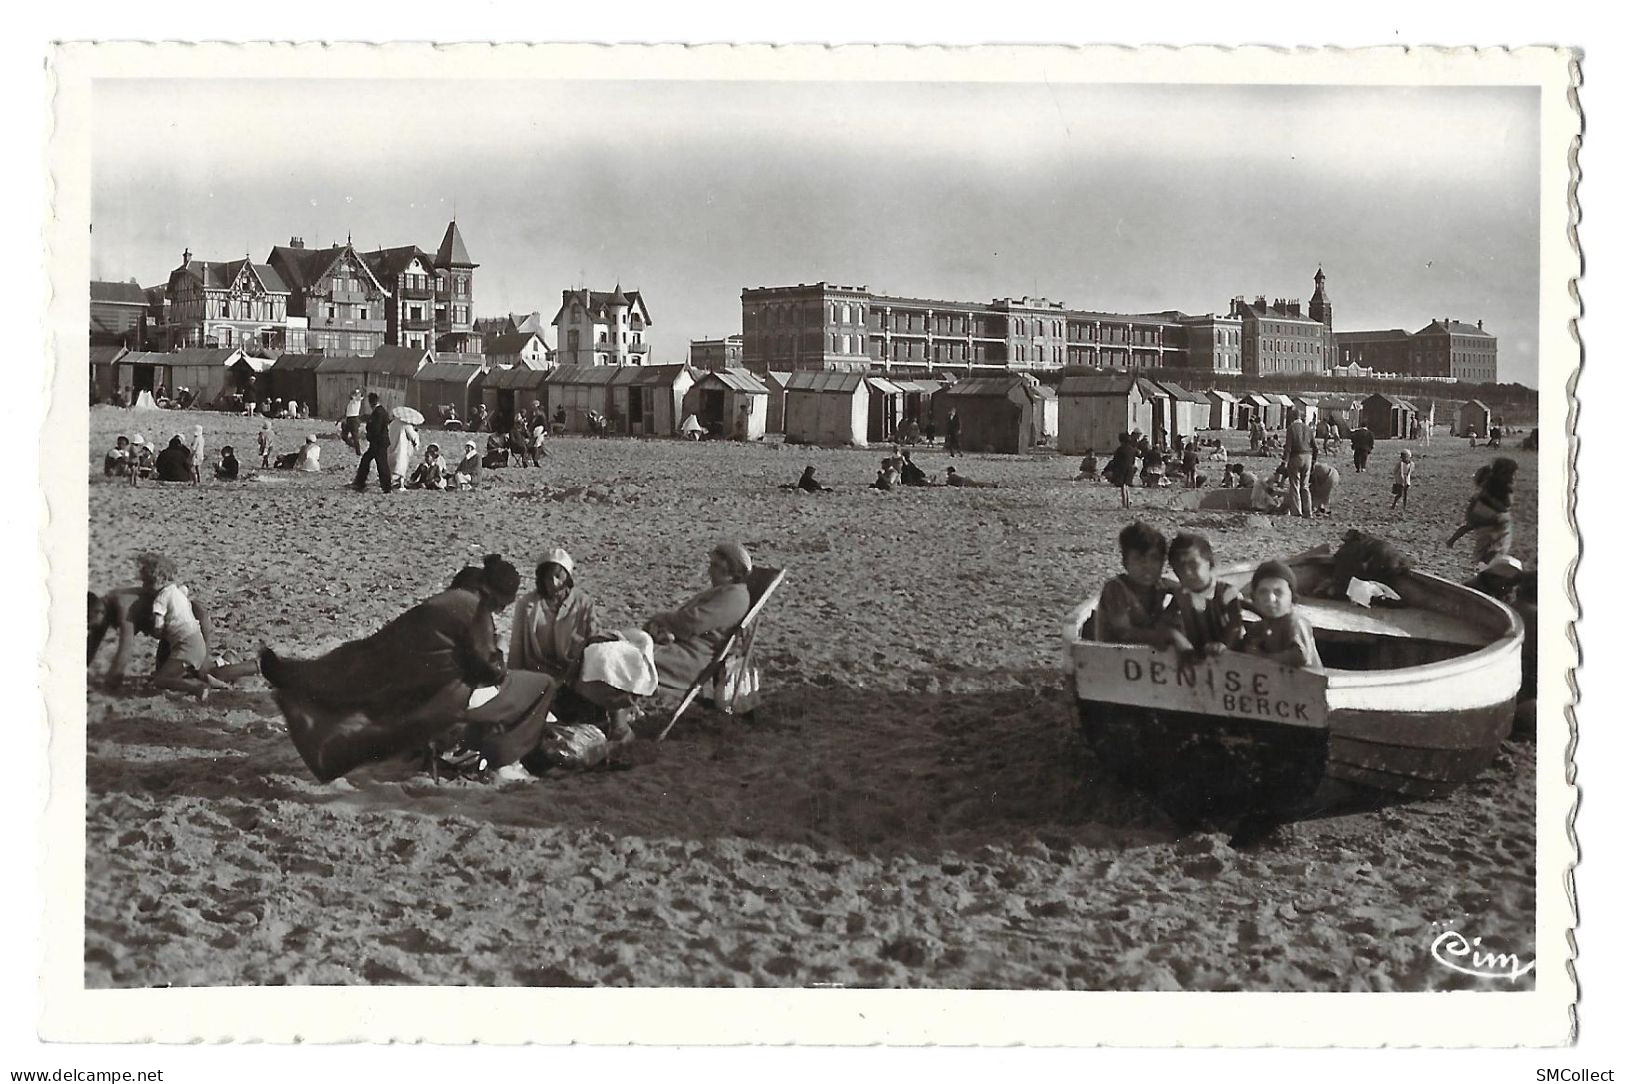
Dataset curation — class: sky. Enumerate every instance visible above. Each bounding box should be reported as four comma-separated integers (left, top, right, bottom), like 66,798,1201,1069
91,79,1542,385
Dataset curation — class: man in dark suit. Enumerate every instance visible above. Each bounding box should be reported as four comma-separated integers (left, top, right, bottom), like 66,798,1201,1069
352,393,393,492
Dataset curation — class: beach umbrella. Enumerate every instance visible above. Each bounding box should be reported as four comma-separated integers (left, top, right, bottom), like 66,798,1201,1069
391,405,425,425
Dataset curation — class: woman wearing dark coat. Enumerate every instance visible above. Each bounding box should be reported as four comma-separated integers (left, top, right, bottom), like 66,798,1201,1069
261,555,551,781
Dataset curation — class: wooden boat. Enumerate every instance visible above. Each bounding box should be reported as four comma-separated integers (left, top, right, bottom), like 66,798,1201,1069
1061,554,1524,821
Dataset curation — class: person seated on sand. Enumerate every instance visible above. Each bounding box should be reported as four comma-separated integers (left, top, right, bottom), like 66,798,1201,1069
1092,521,1174,646
1251,465,1289,513
945,466,996,488
103,435,131,477
792,465,830,493
1208,443,1229,466
483,433,510,470
1242,560,1323,672
639,543,755,709
899,418,923,445
451,440,482,490
262,555,561,782
898,451,929,487
214,445,241,481
153,434,194,483
507,548,630,735
88,553,261,699
127,435,155,484
407,443,447,490
1077,448,1099,481
1160,531,1246,660
295,434,322,473
870,458,899,491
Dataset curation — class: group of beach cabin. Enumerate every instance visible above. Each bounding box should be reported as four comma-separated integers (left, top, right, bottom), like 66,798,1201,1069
98,344,1463,450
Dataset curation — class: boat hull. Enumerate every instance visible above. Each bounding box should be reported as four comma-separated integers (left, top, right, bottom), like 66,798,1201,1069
1063,555,1524,816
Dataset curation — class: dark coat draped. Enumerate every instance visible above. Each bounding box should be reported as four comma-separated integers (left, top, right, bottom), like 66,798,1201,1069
263,586,507,780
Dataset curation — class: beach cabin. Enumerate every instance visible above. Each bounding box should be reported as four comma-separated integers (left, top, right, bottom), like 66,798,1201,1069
783,370,870,447
228,354,276,407
761,371,792,434
1031,382,1059,446
542,365,618,432
1316,395,1361,436
1206,389,1239,431
1362,393,1420,440
1455,399,1492,437
314,345,430,420
1056,373,1160,455
1286,393,1320,428
1152,380,1209,443
476,365,548,427
411,362,487,427
114,347,247,406
933,374,1054,455
865,375,907,444
1236,392,1273,430
90,345,128,403
892,379,945,430
684,369,769,441
268,353,324,415
609,364,697,438
1265,393,1296,429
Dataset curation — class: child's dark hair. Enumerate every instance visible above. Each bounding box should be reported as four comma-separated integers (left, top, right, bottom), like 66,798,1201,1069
1168,531,1213,565
1118,520,1168,560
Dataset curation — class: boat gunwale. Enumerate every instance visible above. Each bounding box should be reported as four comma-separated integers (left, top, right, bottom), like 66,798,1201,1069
1060,556,1525,696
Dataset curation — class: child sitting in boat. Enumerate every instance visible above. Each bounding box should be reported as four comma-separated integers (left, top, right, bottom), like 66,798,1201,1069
1092,521,1174,646
1242,560,1323,672
1160,532,1246,659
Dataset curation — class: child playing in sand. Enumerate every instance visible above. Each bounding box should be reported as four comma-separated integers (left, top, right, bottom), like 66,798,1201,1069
1447,457,1518,563
1160,532,1246,659
1077,449,1099,481
1092,521,1173,646
92,553,260,699
1391,449,1414,512
1241,560,1323,672
214,445,240,481
257,420,275,468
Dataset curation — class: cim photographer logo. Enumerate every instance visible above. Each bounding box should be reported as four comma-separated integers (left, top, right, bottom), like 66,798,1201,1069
1429,926,1535,981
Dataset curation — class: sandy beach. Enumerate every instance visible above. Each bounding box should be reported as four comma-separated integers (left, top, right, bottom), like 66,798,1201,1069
84,407,1539,990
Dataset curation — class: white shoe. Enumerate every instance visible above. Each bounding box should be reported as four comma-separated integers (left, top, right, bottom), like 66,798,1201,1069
495,763,537,784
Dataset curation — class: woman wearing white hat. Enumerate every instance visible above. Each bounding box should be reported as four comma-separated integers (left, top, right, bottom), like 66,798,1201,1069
509,548,607,683
452,439,482,490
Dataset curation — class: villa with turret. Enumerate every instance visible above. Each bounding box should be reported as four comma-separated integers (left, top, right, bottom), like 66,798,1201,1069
551,285,653,366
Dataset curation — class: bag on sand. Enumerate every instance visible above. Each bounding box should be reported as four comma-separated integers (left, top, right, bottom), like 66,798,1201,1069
538,722,609,770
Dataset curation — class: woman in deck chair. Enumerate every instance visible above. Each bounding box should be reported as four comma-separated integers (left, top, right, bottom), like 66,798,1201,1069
644,542,754,702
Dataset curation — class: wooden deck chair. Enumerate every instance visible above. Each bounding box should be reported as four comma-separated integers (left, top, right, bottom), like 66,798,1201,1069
656,566,786,741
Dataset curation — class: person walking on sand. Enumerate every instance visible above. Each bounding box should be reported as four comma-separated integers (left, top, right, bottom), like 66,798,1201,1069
1391,449,1415,513
389,410,421,491
256,420,275,469
945,409,963,458
342,387,365,454
352,392,393,492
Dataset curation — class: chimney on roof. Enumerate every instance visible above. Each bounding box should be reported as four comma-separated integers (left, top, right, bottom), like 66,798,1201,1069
1477,319,1484,330
1256,295,1266,307
289,236,304,249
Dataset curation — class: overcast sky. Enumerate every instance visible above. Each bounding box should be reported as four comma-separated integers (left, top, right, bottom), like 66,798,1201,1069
91,79,1541,385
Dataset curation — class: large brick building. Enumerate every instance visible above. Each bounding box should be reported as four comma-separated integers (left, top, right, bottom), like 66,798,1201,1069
739,283,1203,375
690,335,744,371
1228,285,1335,377
1413,318,1498,383
1333,318,1498,382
